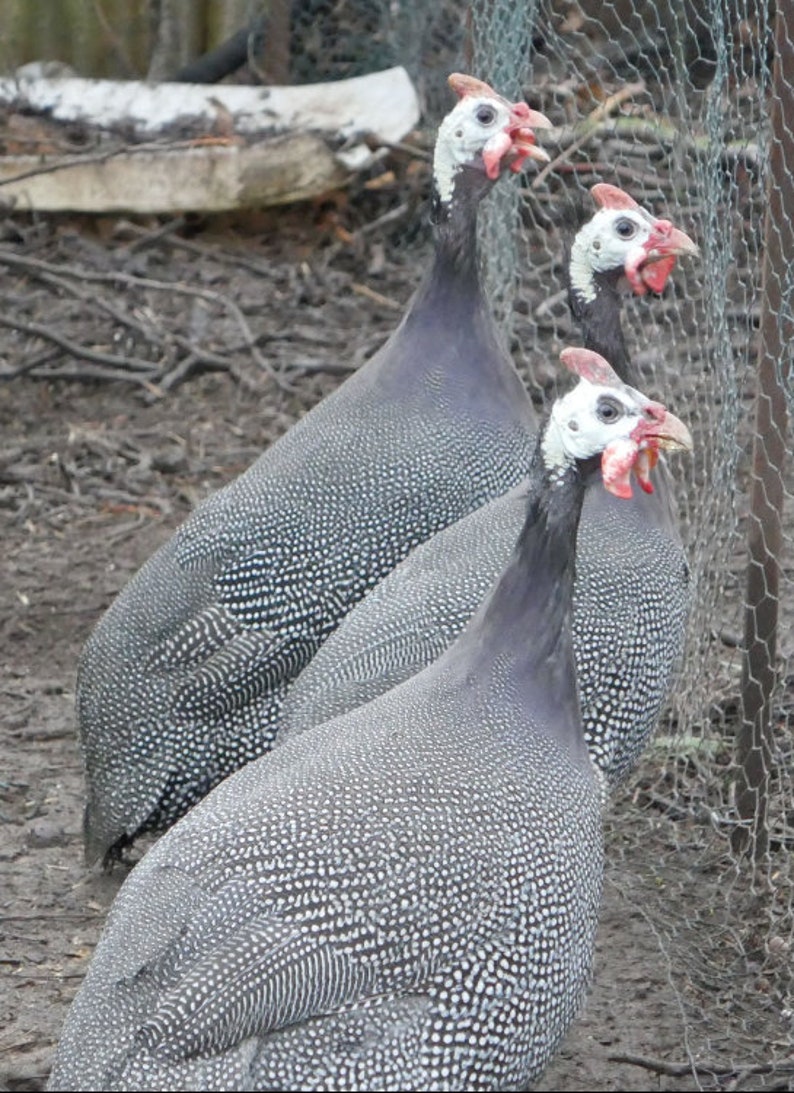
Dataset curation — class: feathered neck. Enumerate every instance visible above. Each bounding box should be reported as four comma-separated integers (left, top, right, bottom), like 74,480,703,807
419,165,494,300
566,240,672,511
566,244,633,383
363,154,533,426
447,433,599,768
478,448,594,669
384,164,498,369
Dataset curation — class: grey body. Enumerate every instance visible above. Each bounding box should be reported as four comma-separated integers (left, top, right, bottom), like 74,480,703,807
281,227,693,787
78,160,538,862
283,466,689,786
50,402,614,1091
51,666,602,1091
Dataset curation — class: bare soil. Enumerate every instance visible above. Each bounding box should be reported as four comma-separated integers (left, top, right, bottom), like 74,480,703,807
1,207,791,1092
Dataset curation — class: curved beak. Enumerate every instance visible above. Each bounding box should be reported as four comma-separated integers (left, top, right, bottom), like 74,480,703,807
647,220,700,260
626,220,700,295
507,102,552,169
603,404,692,498
634,401,693,453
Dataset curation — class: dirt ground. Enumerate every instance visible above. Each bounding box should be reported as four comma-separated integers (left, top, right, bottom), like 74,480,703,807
1,204,792,1093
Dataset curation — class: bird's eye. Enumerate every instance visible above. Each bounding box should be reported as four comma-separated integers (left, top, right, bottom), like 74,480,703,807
475,104,497,125
615,217,637,239
596,395,624,423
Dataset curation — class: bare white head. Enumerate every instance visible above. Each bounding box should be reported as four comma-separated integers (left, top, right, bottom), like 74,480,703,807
569,184,699,303
542,347,692,496
433,73,551,206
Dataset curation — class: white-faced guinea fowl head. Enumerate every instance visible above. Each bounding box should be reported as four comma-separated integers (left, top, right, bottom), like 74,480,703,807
589,183,699,296
433,73,551,202
543,347,693,499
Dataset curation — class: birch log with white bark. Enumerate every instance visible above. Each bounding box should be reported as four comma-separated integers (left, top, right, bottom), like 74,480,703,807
0,66,420,213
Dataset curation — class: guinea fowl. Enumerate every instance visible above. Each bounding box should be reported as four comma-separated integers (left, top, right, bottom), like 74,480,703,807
567,182,698,379
78,74,551,866
282,184,699,786
48,351,693,1092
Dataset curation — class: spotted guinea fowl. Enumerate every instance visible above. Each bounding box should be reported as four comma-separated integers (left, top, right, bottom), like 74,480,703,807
48,351,693,1092
77,74,551,866
282,184,698,786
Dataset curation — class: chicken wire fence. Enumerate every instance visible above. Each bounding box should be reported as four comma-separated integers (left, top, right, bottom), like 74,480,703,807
478,0,793,1065
470,1,794,1081
2,0,793,1086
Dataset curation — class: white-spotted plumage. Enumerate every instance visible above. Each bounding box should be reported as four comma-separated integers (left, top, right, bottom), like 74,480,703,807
77,75,546,865
282,192,696,789
50,368,688,1091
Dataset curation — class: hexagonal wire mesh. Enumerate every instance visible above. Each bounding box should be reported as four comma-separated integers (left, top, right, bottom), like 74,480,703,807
289,0,794,1077
462,0,794,1081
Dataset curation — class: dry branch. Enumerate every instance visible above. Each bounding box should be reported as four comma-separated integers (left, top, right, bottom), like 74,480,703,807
0,244,298,390
0,314,158,374
609,1051,794,1081
530,81,646,189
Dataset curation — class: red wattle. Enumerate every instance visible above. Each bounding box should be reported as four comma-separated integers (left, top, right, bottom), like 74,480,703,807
641,254,676,294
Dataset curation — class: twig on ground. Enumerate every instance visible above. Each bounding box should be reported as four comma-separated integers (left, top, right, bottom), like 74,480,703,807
2,261,173,354
117,221,277,278
0,909,104,918
0,313,158,374
0,246,290,390
156,351,203,393
0,346,61,378
381,139,431,161
121,216,187,253
282,358,357,377
609,1052,794,1080
351,282,402,310
358,201,411,237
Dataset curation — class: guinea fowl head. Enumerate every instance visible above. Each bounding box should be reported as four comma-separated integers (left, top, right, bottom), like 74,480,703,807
542,347,693,498
432,73,551,206
569,184,699,302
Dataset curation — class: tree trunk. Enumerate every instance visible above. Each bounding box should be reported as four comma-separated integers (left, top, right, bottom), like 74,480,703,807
733,0,794,860
147,0,203,80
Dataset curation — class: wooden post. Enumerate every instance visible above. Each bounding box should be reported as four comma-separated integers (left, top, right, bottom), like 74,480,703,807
733,0,794,859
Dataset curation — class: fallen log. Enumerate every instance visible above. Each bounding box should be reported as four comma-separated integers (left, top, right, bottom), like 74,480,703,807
0,66,420,213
